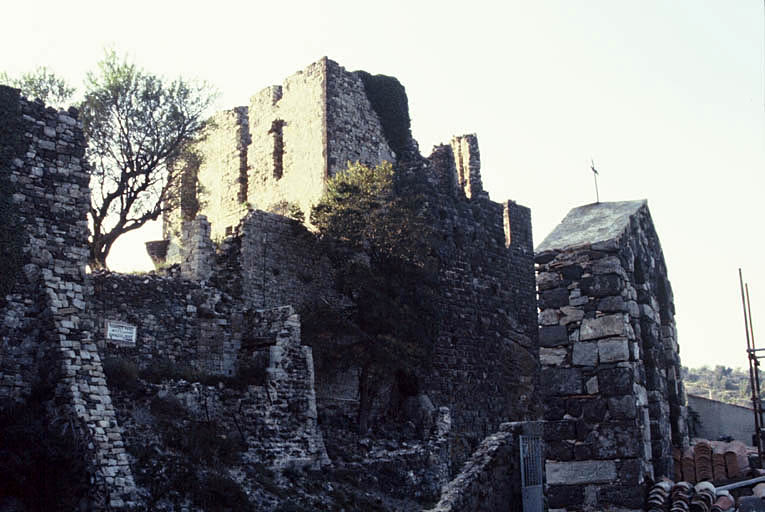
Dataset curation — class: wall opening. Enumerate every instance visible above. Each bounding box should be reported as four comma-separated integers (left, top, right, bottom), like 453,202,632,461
268,119,286,180
503,203,512,247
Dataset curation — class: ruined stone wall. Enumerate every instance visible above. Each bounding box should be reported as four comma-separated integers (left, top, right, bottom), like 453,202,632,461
156,60,540,469
161,58,398,266
427,422,541,512
535,200,688,511
246,60,327,222
383,137,539,469
0,86,135,507
326,59,394,173
236,209,339,310
91,271,243,376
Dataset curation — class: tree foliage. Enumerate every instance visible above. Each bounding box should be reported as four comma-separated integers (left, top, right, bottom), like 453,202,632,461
81,50,216,269
307,162,438,433
682,365,752,407
311,161,434,267
0,66,75,107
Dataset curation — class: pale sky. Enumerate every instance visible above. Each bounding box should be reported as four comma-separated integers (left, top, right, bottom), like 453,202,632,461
3,0,764,370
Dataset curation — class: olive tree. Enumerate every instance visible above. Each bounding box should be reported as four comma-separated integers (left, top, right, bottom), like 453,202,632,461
0,66,75,107
81,51,216,269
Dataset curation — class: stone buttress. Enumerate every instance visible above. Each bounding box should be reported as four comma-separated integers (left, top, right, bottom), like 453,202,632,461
0,86,135,508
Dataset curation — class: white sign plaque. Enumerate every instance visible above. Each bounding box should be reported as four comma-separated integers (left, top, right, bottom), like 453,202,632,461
106,321,137,345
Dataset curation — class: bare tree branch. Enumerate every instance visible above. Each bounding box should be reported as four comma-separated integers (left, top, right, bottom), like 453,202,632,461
80,50,217,269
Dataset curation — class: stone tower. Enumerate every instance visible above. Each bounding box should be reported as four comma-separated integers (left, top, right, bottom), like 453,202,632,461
161,58,396,264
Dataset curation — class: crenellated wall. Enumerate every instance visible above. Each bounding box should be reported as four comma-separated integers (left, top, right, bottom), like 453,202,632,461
536,200,688,511
423,138,538,451
0,86,135,508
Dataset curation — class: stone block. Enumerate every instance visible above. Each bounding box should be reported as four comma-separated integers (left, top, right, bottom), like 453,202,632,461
607,396,637,419
546,460,617,485
598,484,646,509
540,368,582,396
581,274,623,297
539,287,569,309
540,347,567,366
539,309,560,326
539,325,569,347
572,342,597,367
598,338,630,363
597,367,633,396
559,306,584,325
580,314,626,341
582,399,607,422
537,271,562,291
598,295,625,312
585,376,599,394
547,484,584,509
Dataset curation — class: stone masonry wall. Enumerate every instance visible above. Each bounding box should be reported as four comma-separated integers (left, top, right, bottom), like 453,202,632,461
235,209,340,310
92,269,329,470
157,60,539,471
326,59,395,174
246,60,327,223
162,108,251,262
421,139,538,459
91,271,243,376
536,200,688,511
162,58,398,265
0,87,135,507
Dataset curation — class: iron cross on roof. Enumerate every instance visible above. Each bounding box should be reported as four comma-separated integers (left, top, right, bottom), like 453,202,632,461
590,159,600,204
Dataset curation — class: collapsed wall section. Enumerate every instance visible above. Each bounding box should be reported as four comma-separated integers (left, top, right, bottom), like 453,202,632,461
0,86,135,507
535,200,688,511
162,108,250,263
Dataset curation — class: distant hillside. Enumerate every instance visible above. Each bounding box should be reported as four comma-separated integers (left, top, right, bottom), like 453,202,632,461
683,366,753,408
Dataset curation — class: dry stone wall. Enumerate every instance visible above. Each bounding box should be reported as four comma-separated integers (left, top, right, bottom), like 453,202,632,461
536,200,688,511
0,86,135,507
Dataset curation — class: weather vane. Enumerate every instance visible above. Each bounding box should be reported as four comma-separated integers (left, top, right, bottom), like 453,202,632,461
590,158,600,204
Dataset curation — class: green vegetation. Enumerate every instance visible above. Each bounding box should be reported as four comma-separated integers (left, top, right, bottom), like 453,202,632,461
682,365,752,407
0,66,75,106
307,161,438,433
4,52,217,270
269,200,305,223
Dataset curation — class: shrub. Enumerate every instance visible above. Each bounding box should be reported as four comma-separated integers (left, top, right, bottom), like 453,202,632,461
102,356,140,393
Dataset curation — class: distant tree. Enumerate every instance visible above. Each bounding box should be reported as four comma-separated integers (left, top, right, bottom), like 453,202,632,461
81,50,217,269
0,67,75,106
308,162,438,433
